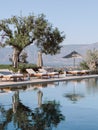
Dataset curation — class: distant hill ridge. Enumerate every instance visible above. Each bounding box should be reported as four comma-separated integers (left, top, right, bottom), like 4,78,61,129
0,42,98,67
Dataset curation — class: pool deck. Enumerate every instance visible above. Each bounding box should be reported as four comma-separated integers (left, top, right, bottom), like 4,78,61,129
0,74,98,88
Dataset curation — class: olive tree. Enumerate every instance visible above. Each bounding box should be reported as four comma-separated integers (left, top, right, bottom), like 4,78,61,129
86,49,98,70
80,48,98,70
0,13,65,68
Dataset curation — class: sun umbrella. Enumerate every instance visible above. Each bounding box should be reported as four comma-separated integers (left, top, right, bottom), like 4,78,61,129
37,51,43,67
63,51,82,68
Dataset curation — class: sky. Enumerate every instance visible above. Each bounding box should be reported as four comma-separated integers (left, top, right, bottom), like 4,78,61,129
0,0,98,45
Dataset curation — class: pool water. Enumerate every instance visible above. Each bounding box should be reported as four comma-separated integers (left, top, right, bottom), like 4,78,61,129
0,78,98,130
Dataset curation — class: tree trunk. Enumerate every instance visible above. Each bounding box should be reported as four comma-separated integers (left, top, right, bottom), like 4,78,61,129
12,48,20,68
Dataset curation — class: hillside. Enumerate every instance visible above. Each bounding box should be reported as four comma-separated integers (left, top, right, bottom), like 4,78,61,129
0,43,98,67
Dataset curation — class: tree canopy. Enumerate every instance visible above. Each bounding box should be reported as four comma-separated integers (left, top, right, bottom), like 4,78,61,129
0,13,65,68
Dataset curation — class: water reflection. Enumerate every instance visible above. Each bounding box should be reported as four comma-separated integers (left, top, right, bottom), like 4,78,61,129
63,80,84,103
12,91,19,113
0,87,65,130
37,90,43,107
65,93,84,103
85,78,98,94
32,100,65,130
1,78,98,130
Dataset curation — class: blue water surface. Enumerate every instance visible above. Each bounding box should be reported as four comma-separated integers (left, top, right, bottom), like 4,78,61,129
0,78,98,130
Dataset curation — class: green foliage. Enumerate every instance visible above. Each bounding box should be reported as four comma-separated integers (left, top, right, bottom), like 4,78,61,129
0,13,65,53
18,63,37,72
80,61,89,70
0,13,65,68
0,63,37,73
80,48,98,71
86,49,98,64
0,64,11,69
10,63,37,73
84,49,98,70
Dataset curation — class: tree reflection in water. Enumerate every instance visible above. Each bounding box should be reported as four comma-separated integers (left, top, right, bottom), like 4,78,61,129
32,100,65,130
0,90,65,130
85,78,98,94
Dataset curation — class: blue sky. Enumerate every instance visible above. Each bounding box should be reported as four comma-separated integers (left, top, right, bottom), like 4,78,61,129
1,0,98,45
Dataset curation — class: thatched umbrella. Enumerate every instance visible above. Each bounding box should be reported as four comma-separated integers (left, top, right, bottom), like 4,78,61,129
63,51,82,68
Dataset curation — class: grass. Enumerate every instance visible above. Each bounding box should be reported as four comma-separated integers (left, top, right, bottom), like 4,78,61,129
0,63,37,73
0,64,11,69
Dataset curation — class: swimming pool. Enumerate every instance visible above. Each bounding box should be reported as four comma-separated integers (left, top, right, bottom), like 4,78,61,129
0,78,98,130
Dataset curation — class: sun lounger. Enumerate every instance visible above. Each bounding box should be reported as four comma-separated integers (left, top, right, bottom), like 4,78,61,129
0,69,24,81
80,70,91,75
3,73,24,81
0,74,3,81
66,70,80,75
26,69,49,78
66,70,90,76
38,68,59,78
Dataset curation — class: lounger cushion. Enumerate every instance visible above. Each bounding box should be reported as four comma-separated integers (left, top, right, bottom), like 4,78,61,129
26,69,36,75
39,69,47,73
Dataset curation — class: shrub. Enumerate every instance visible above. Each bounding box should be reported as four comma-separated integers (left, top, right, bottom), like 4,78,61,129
80,61,89,70
17,63,37,73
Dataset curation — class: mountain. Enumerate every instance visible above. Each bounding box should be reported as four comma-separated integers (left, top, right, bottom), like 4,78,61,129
0,43,98,67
